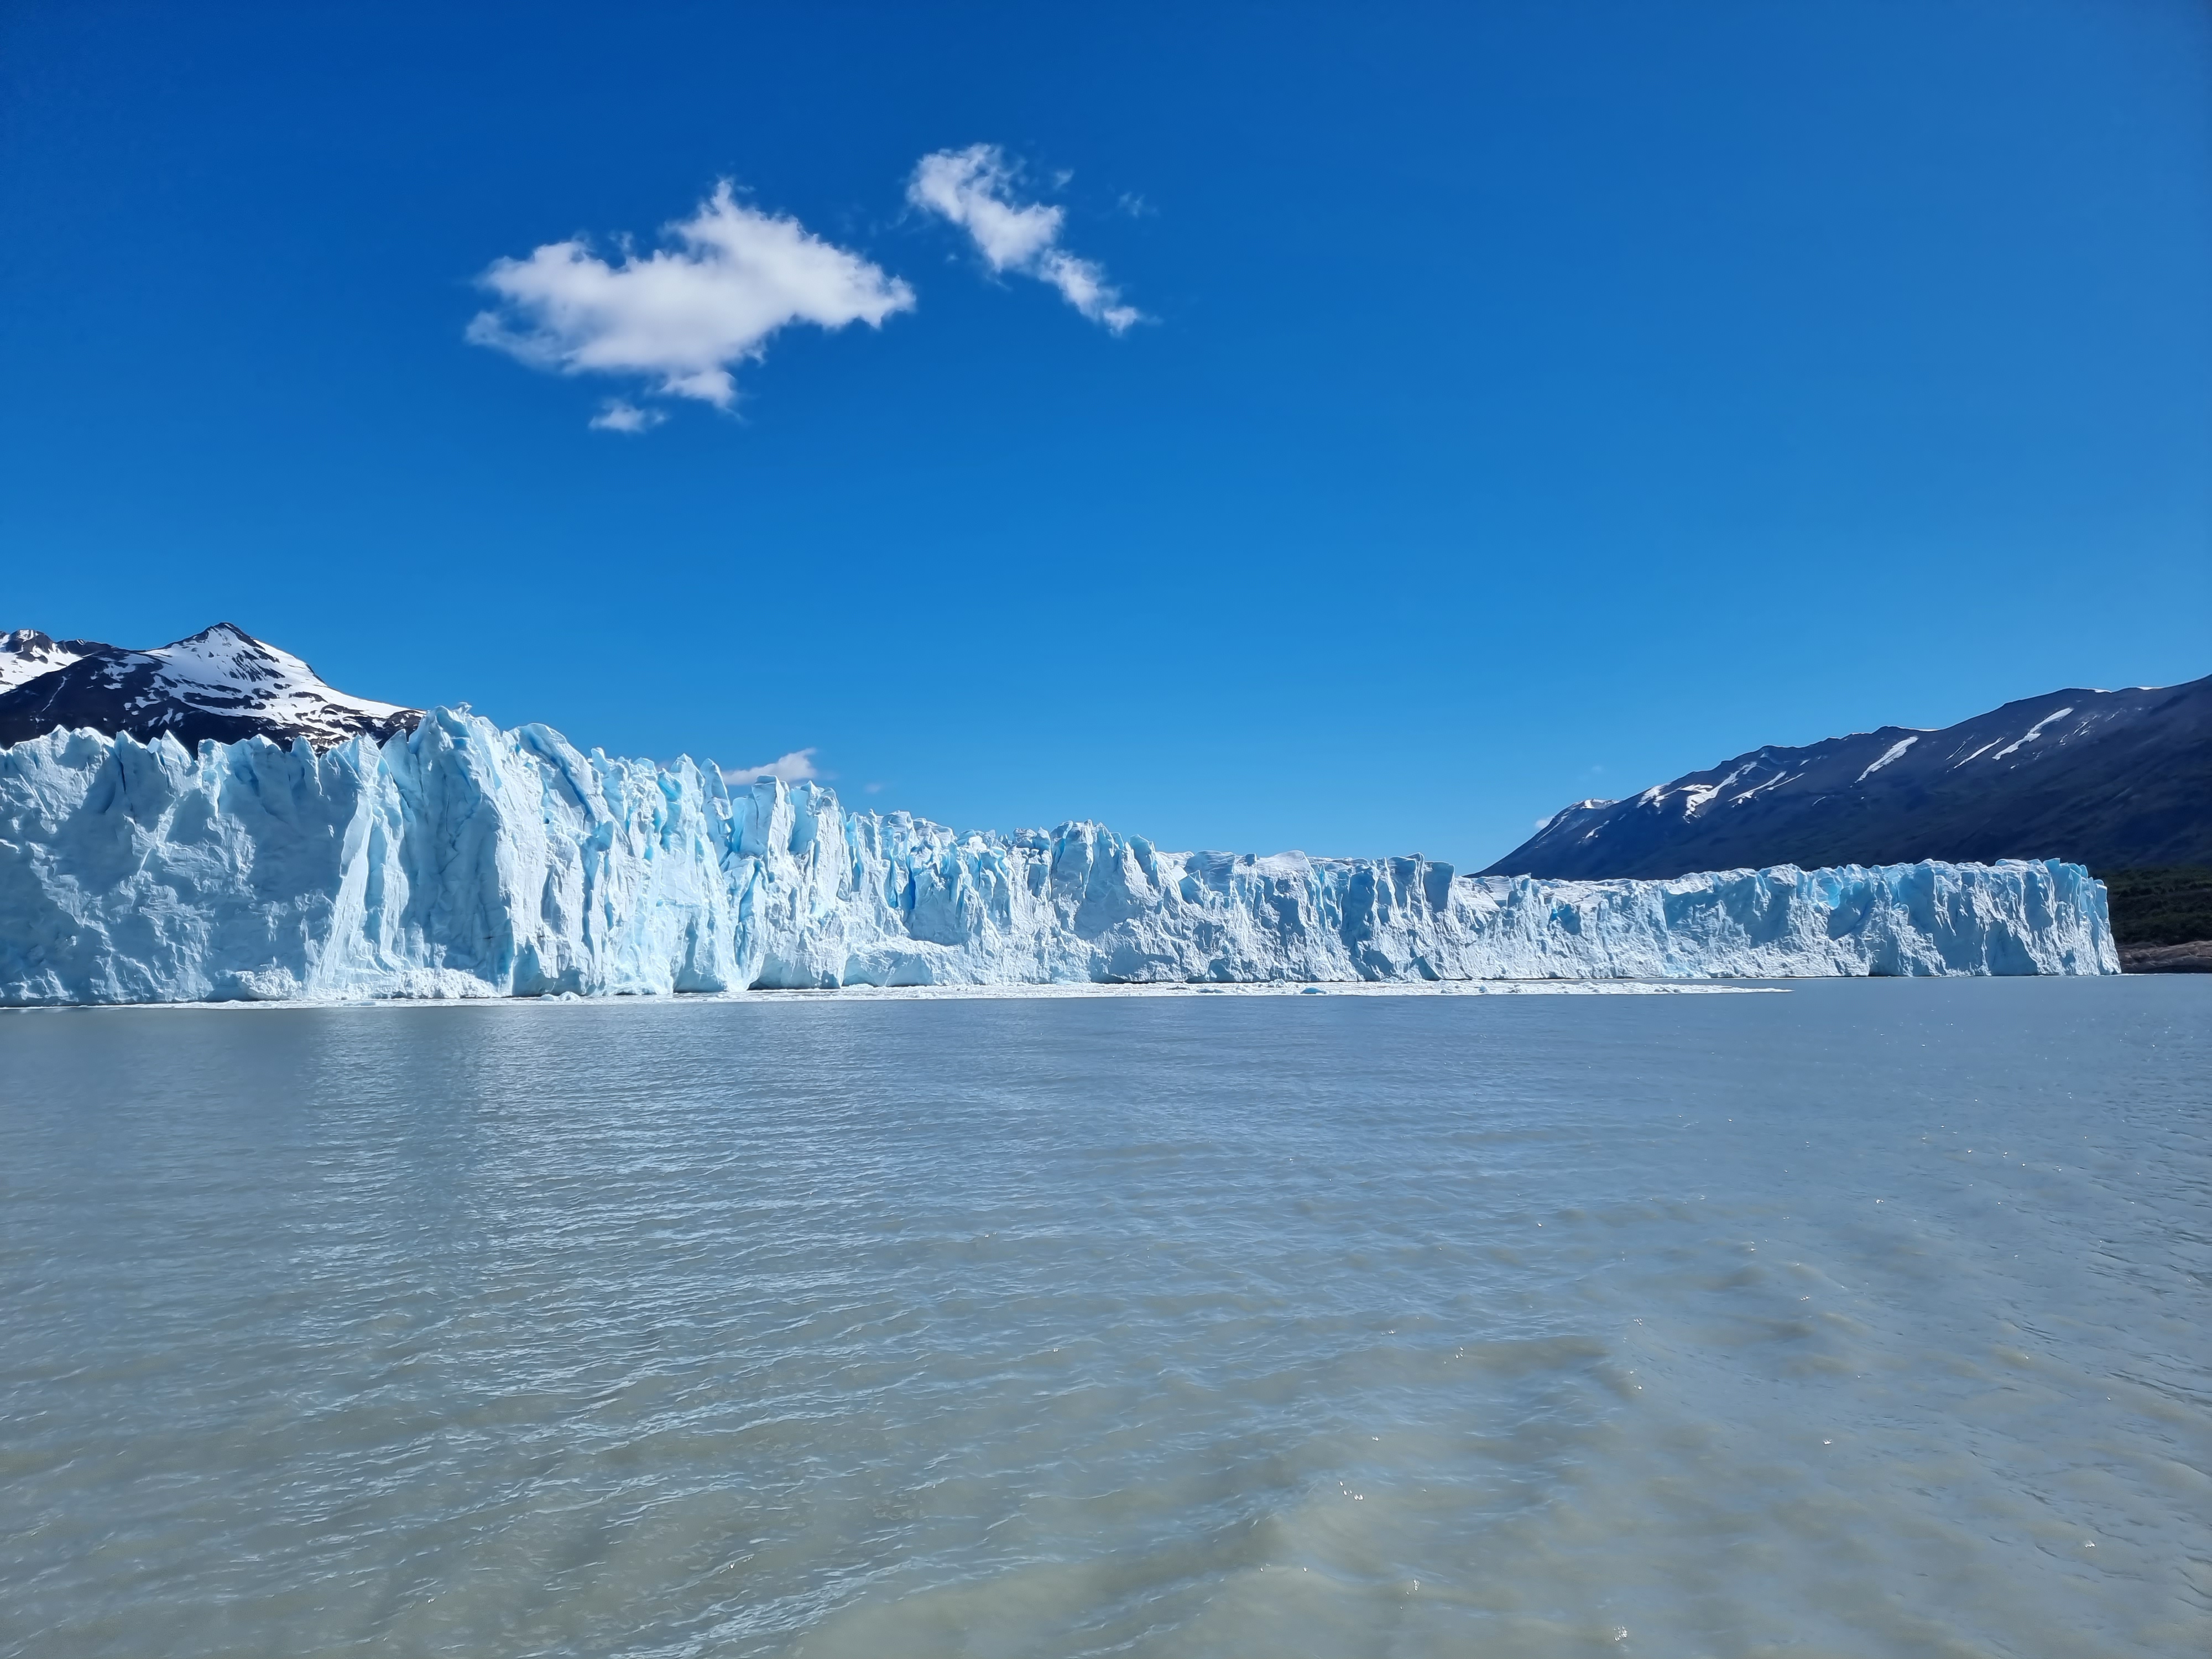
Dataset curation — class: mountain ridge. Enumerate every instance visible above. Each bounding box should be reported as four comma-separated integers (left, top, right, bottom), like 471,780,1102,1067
1485,675,2212,879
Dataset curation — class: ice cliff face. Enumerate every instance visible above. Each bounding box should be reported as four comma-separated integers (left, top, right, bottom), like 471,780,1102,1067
0,711,2118,1006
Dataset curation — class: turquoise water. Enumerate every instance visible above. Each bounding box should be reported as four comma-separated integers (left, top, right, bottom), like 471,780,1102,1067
2,980,2205,1657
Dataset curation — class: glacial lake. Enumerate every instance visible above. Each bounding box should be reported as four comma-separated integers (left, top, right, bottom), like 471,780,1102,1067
2,979,2205,1658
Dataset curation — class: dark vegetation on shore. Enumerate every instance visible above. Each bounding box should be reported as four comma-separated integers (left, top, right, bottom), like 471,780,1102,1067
2099,867,2212,946
2099,867,2212,973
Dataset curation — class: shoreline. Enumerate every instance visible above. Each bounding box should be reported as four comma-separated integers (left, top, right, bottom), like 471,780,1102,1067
0,978,1789,1013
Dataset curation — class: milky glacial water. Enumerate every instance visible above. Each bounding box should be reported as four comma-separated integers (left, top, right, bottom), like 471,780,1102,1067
2,980,2205,1658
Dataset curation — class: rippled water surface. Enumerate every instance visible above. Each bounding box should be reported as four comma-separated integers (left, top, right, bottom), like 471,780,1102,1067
3,980,2207,1658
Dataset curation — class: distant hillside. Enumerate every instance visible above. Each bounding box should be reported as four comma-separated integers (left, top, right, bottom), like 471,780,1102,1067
1485,675,2211,880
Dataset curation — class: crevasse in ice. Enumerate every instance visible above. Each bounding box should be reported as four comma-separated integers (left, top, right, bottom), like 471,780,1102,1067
0,710,2119,1005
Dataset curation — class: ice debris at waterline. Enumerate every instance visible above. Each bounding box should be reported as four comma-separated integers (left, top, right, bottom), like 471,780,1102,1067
0,711,2118,1005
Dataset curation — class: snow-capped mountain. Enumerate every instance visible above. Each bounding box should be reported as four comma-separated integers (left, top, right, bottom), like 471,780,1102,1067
1486,675,2212,880
0,623,420,750
0,630,102,692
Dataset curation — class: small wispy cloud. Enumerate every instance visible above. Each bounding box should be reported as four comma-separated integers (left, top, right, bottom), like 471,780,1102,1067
588,399,664,434
468,182,914,427
907,145,1142,333
722,748,821,787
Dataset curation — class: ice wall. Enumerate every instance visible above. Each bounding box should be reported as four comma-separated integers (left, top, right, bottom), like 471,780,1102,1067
0,711,2119,1005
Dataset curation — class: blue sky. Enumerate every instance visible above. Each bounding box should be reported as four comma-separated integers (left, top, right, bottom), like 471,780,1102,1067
2,1,2206,867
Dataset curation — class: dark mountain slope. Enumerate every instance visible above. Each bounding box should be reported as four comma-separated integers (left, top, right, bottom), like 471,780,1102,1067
1484,675,2211,879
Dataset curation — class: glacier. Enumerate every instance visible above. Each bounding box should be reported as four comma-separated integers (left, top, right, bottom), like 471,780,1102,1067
0,710,2118,1006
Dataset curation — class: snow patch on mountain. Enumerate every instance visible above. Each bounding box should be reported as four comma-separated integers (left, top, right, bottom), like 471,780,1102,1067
1992,708,2073,760
0,631,97,693
1856,736,1918,782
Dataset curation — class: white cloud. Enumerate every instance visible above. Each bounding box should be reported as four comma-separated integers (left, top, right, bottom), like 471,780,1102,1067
907,145,1142,333
722,748,821,787
588,399,664,434
468,182,915,423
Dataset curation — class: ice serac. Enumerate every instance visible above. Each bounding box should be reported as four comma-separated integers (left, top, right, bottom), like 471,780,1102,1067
0,711,2119,1006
